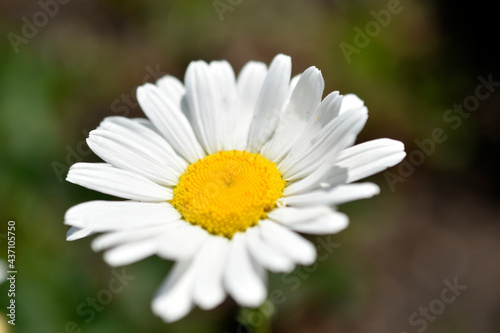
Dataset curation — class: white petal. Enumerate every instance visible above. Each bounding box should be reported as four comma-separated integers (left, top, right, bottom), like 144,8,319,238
224,232,267,307
66,226,94,241
152,261,196,323
103,239,158,266
157,223,209,261
268,206,333,224
96,116,188,175
209,60,238,151
261,66,324,162
91,223,181,251
279,207,349,235
184,60,223,154
282,162,332,196
324,138,406,185
65,200,181,230
259,220,316,265
339,93,364,114
275,92,342,173
193,236,230,310
67,163,173,201
310,91,343,130
131,117,160,133
280,106,368,179
247,54,292,153
87,130,181,186
137,83,205,163
286,211,349,235
287,74,301,100
283,182,380,206
245,226,295,273
234,61,268,150
280,107,369,189
156,75,185,110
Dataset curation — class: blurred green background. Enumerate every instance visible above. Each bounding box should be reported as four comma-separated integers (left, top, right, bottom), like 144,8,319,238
1,0,499,332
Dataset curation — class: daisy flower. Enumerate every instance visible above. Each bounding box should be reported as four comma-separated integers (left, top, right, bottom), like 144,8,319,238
65,54,406,322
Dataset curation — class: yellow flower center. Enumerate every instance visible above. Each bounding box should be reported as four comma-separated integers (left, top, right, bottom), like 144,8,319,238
171,150,285,238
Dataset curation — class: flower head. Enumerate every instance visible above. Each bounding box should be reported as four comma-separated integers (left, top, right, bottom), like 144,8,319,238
65,54,405,322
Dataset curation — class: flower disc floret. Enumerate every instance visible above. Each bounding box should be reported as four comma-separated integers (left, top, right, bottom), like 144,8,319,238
171,150,285,238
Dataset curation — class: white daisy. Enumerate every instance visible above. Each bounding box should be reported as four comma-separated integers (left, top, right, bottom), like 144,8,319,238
65,54,406,322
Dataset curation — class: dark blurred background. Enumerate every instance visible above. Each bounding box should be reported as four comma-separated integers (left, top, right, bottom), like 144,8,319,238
1,0,499,332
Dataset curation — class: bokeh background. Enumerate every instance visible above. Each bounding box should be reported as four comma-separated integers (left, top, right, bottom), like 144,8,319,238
1,0,499,332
